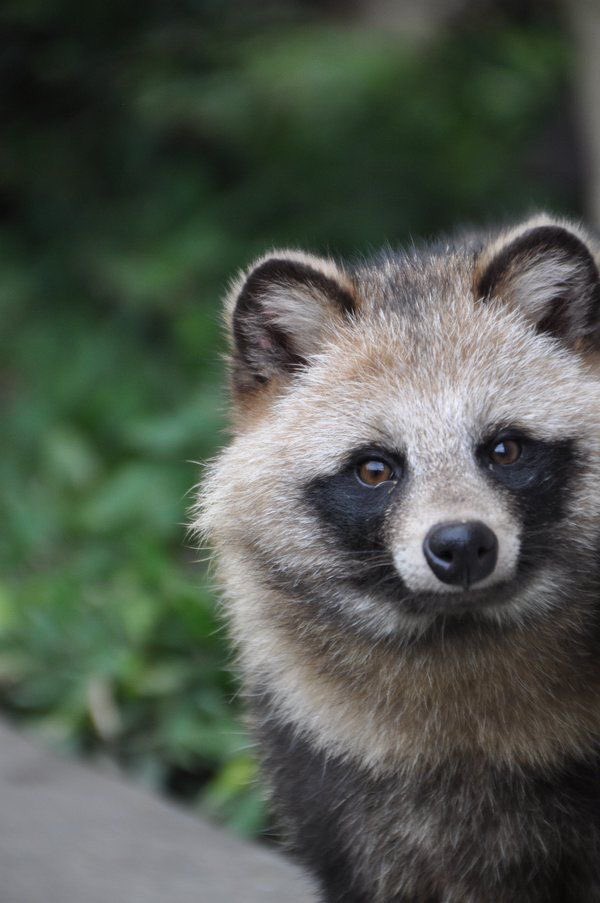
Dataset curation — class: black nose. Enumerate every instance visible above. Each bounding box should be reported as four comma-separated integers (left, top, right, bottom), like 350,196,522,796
423,521,498,588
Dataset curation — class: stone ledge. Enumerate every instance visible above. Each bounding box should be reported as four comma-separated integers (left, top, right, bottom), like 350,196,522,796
0,720,314,903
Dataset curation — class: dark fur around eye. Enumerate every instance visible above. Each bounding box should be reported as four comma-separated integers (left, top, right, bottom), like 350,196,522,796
304,448,404,551
478,431,579,539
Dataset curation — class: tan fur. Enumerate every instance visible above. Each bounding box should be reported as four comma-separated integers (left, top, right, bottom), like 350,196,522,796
224,577,600,773
197,216,600,778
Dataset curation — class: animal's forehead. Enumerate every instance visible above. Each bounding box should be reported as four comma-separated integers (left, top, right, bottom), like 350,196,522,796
323,291,547,397
351,247,476,313
274,292,593,466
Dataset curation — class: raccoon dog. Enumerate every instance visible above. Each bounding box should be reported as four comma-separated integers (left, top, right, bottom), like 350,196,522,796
197,215,600,902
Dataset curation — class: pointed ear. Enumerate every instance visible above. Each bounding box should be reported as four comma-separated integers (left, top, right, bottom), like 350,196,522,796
473,217,600,349
228,251,357,393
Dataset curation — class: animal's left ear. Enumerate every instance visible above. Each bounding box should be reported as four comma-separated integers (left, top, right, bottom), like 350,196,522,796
473,219,600,349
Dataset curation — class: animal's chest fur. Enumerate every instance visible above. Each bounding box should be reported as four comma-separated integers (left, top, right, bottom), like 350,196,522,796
257,699,600,903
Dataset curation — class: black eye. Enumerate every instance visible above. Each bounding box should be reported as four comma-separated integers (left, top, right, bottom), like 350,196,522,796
356,459,395,487
489,437,522,466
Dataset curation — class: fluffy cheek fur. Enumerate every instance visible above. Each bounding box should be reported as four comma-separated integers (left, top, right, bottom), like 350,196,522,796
201,435,409,640
198,300,600,772
200,302,600,640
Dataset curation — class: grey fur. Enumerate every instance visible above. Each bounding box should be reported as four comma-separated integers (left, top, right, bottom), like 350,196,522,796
196,215,600,901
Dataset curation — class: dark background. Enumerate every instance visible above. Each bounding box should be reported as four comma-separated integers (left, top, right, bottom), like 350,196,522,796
1,0,596,837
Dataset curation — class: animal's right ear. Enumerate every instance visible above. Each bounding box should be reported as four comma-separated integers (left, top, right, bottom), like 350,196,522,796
228,251,357,394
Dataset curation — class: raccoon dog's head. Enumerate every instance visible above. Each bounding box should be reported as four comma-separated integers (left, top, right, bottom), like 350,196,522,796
200,217,600,644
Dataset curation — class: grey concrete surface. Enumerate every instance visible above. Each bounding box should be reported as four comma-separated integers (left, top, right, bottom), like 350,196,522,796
0,721,315,903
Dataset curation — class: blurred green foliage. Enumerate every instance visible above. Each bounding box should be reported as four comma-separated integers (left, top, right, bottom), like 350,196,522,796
0,0,579,836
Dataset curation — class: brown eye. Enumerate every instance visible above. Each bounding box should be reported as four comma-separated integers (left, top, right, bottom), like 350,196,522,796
489,438,522,466
356,459,394,486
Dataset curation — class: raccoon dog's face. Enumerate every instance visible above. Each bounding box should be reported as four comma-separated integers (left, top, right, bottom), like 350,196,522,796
200,218,600,643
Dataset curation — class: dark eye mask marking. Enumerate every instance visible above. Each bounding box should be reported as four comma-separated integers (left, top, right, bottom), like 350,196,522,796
477,432,578,519
477,431,580,579
302,447,408,604
304,447,404,552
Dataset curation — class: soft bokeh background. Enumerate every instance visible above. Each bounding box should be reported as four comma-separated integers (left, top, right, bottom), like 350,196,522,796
2,0,598,838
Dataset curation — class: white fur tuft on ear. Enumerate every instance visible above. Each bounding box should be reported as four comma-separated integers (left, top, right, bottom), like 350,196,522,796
474,215,600,347
227,250,357,393
474,214,596,276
